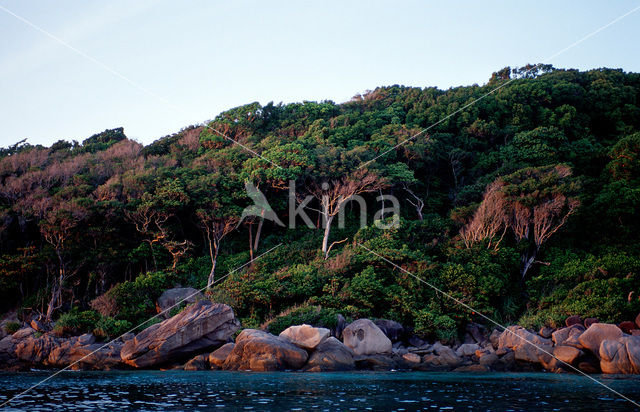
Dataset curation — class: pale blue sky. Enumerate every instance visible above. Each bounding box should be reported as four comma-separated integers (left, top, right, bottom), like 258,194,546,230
1,1,639,147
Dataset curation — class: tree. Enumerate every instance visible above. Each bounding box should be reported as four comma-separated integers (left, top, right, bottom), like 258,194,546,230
460,164,580,279
124,195,167,271
459,180,508,250
308,169,386,258
196,209,238,288
40,202,86,320
190,173,243,288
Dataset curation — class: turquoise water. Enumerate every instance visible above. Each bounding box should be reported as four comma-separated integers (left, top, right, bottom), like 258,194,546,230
0,371,638,411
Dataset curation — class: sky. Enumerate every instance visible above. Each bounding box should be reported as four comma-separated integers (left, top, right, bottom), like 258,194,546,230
1,1,639,147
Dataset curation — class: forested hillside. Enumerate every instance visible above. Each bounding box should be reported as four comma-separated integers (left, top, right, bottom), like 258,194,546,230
1,65,639,341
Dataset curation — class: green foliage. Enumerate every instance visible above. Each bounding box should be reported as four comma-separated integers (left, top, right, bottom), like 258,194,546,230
521,249,640,328
54,309,101,336
414,310,458,342
264,305,343,335
1,66,640,340
93,317,132,340
107,271,178,326
4,321,20,335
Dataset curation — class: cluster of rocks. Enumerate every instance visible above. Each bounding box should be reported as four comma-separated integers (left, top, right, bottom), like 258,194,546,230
2,296,640,374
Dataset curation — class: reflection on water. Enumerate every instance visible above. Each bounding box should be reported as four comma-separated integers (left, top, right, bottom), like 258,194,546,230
0,371,638,411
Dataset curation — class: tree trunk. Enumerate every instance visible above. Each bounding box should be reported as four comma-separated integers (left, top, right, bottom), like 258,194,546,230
520,248,537,281
253,212,264,252
146,240,157,271
248,221,254,260
207,249,218,289
322,215,334,258
46,251,64,321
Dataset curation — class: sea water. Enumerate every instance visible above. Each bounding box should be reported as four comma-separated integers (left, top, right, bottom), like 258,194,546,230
0,371,639,411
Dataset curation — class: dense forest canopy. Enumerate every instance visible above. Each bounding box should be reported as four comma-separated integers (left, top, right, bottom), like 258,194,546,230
1,65,639,341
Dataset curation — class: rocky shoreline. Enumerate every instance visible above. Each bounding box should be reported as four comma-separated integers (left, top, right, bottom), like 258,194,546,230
2,299,640,374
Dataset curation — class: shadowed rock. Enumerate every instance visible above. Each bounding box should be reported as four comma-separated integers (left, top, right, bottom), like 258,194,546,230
599,336,640,374
374,319,405,342
305,337,355,371
456,343,480,357
223,329,308,371
121,301,239,368
553,345,583,365
498,326,552,365
156,287,204,319
184,354,208,371
48,339,124,370
422,342,462,369
209,342,235,369
552,325,585,348
578,323,623,357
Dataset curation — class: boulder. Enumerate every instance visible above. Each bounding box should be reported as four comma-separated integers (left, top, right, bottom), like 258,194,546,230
47,339,124,370
456,343,480,357
342,319,392,356
15,334,62,364
12,327,35,340
422,342,461,369
122,301,239,368
552,325,585,347
354,354,397,370
538,326,554,339
489,329,501,349
584,318,599,329
402,352,421,364
333,314,347,339
279,324,330,350
374,319,404,342
223,329,308,371
599,336,640,374
408,343,433,355
184,354,208,371
565,315,583,327
407,335,425,348
498,326,552,365
305,337,355,372
453,364,490,372
578,360,599,374
479,353,499,367
156,287,204,318
77,333,96,345
631,330,640,337
475,347,495,358
619,321,636,334
496,351,516,371
578,323,624,356
0,334,27,370
553,345,582,365
465,323,487,344
209,343,234,369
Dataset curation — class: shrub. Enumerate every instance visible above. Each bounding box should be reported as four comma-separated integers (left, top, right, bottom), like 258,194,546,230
4,321,20,334
89,292,118,317
107,271,177,325
414,310,458,342
263,305,343,335
93,316,132,340
54,309,101,336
